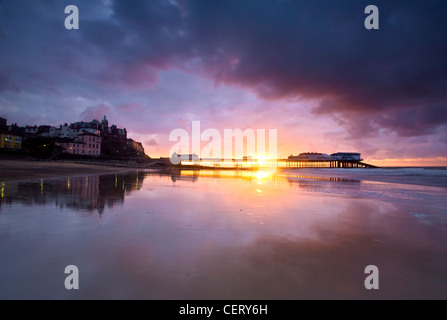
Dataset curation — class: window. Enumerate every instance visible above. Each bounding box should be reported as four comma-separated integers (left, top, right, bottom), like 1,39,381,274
73,150,75,154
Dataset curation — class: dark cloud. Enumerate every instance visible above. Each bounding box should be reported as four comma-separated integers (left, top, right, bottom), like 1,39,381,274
374,105,447,137
0,71,20,93
97,0,447,137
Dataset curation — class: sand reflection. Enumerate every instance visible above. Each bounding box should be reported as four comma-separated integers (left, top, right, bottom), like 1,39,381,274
0,169,446,299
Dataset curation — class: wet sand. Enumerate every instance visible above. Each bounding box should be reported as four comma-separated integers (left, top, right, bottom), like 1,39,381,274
1,168,447,299
0,160,138,182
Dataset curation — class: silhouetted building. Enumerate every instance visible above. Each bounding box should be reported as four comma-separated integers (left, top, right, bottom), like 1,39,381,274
0,117,6,130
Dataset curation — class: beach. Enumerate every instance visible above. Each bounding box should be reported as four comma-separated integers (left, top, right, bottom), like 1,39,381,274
0,160,142,182
1,167,446,299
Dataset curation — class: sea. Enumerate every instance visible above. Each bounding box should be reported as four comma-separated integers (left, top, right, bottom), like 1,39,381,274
0,167,446,299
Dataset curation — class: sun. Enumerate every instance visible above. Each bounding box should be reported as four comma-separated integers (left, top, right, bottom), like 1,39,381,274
254,155,275,167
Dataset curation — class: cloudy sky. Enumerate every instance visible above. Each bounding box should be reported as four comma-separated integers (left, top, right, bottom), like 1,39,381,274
0,0,446,165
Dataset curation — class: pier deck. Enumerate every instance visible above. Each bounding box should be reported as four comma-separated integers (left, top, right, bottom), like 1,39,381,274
279,159,377,168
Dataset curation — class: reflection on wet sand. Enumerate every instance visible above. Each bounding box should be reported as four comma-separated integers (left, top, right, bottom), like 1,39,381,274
13,200,443,300
187,200,447,300
0,172,145,214
0,169,446,299
2,169,357,213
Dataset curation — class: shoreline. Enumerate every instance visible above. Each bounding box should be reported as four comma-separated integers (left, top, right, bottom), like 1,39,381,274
2,159,446,188
0,159,152,182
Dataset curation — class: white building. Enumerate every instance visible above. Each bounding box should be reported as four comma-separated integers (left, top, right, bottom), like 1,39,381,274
288,153,333,161
25,126,38,134
49,127,60,138
330,152,362,161
78,128,101,136
59,125,77,139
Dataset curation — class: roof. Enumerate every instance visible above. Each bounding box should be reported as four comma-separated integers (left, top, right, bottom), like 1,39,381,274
331,152,361,155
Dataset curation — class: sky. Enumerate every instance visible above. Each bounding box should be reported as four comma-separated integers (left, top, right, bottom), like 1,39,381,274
0,0,446,166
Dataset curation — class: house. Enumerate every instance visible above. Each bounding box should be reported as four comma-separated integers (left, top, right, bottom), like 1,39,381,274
126,138,145,154
49,126,60,138
0,132,22,150
78,128,101,136
56,132,101,156
25,125,39,135
59,124,77,139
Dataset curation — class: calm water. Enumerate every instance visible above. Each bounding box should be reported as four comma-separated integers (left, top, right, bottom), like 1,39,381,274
0,168,447,299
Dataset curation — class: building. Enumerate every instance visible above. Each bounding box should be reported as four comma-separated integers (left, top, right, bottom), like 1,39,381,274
0,117,6,130
71,119,101,132
107,124,127,143
170,152,199,163
330,152,362,161
4,115,145,158
126,138,144,154
78,128,101,136
25,125,39,135
71,116,146,157
101,116,108,132
288,152,362,161
56,132,101,156
49,127,60,138
36,125,53,137
59,124,77,139
288,152,333,161
25,125,60,138
0,132,22,150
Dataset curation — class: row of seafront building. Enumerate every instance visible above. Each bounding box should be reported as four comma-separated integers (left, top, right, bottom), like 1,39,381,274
0,115,145,158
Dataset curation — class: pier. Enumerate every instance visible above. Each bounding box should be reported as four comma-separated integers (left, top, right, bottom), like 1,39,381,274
162,152,378,169
160,158,378,169
278,159,377,169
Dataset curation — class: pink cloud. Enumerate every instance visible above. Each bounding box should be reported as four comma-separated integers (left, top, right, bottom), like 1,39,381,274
120,102,142,112
80,104,111,121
